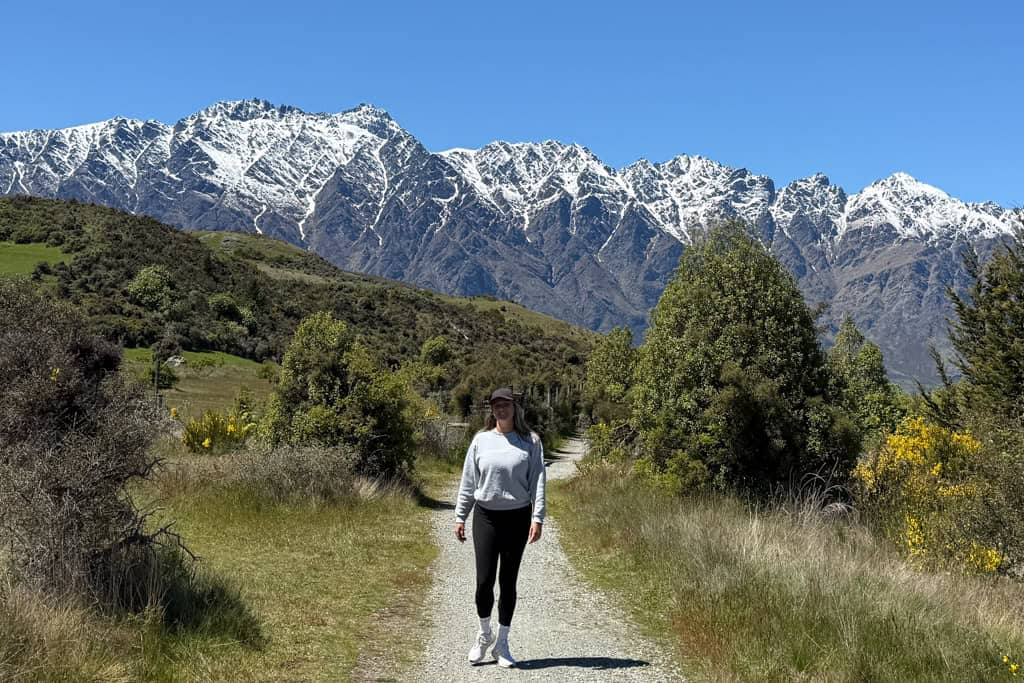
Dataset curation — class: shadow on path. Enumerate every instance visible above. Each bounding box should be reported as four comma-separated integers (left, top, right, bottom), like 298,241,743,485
516,656,651,671
417,493,455,510
544,452,569,466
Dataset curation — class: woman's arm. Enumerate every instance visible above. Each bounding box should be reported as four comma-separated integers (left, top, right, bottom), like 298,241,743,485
454,438,478,540
528,434,546,525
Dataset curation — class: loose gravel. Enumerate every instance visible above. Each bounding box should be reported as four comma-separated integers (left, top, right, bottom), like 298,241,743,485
400,437,684,682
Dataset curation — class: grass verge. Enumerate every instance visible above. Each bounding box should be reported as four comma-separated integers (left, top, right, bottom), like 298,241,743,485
1,443,437,682
550,461,1024,682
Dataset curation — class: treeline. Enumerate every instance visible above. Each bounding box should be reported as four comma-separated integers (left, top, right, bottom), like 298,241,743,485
583,219,1024,576
0,195,591,423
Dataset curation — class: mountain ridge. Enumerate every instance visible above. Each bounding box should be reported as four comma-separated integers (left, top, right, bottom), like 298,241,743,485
2,98,1019,387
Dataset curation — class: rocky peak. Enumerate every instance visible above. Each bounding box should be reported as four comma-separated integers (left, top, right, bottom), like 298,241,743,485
772,173,847,241
844,172,1009,241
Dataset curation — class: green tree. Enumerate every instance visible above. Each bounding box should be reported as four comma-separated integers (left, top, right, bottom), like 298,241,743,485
827,315,907,441
583,327,636,423
261,312,414,479
946,222,1024,425
630,222,859,494
127,265,173,311
419,336,451,366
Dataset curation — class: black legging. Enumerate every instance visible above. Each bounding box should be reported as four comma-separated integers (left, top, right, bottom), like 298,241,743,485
472,504,531,626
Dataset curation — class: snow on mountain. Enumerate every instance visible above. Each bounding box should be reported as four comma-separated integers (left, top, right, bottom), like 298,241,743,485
1,99,1021,387
440,141,631,236
843,172,1013,241
3,102,1015,249
621,155,776,241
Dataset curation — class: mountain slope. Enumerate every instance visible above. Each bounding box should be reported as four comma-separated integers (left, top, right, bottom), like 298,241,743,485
2,100,1018,386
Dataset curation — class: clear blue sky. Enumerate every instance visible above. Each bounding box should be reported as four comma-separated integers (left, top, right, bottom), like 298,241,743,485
3,0,1021,205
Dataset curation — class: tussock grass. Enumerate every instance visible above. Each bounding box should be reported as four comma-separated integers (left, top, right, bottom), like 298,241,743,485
0,582,131,683
552,461,1024,682
131,440,437,681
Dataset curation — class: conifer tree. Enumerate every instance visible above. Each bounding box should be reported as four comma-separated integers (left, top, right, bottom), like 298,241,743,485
947,218,1024,426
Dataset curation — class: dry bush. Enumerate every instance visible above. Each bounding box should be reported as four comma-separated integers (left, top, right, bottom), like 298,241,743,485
231,444,360,503
0,280,169,600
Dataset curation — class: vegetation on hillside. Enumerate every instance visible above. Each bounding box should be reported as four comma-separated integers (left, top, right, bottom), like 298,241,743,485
0,275,439,680
0,195,593,424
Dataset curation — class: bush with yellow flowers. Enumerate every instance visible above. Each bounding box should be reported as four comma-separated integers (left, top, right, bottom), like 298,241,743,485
853,415,1018,574
181,410,255,454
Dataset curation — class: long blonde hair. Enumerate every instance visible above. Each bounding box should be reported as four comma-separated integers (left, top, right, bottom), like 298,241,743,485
484,399,534,440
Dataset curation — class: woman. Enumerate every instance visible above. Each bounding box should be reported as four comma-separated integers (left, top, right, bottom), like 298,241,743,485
454,386,546,668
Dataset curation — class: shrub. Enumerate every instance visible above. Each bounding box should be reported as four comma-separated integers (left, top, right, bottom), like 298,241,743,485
181,410,256,454
126,265,173,311
261,312,415,479
853,416,1021,574
582,327,635,424
419,335,450,366
0,280,165,598
583,421,632,463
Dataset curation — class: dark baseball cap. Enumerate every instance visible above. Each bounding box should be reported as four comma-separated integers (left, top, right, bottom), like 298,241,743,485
488,387,516,403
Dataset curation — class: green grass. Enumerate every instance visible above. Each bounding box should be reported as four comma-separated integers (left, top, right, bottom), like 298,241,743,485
0,241,68,276
137,474,436,680
551,462,1024,682
123,349,276,420
437,292,598,341
1,448,438,682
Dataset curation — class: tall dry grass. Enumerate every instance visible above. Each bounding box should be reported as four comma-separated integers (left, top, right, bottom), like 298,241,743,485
554,460,1024,681
0,577,131,682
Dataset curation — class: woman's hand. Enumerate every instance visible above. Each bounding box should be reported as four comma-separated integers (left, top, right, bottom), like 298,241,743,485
528,522,542,544
455,522,466,543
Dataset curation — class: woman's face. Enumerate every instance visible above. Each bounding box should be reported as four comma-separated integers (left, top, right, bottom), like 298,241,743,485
490,398,513,422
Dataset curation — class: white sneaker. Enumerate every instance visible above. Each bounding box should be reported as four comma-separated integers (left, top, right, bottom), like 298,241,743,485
492,638,516,668
467,630,495,663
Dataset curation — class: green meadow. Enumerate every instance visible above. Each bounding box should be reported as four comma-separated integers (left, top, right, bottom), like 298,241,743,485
0,241,67,276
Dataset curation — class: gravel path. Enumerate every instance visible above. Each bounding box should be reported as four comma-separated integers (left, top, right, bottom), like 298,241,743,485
401,437,684,682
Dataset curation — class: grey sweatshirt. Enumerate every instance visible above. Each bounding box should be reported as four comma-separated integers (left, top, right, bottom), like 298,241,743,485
455,429,546,525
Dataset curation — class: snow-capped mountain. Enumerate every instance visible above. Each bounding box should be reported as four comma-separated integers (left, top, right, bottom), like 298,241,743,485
1,99,1018,386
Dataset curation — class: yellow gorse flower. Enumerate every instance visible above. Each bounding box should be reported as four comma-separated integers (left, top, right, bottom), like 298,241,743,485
202,437,211,448
904,514,926,558
852,416,1004,574
967,543,1002,573
170,407,178,418
227,423,236,433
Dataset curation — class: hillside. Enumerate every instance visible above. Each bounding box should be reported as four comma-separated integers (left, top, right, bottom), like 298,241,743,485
0,196,596,406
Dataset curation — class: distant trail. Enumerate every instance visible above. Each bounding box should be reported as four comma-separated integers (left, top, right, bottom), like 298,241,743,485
400,436,684,682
